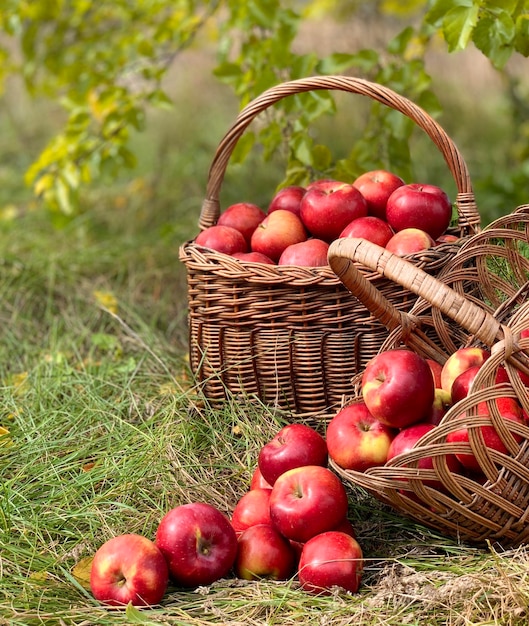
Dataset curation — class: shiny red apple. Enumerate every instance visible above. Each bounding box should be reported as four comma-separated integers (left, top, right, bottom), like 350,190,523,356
195,224,248,255
269,465,349,543
352,169,405,220
268,185,306,216
361,349,435,428
250,209,308,262
230,488,272,536
217,202,266,245
257,423,328,486
326,401,396,471
339,215,394,247
90,534,169,607
385,227,435,256
278,238,329,266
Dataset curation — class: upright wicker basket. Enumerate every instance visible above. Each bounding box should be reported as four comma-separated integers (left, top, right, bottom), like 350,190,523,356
327,205,529,545
179,75,480,418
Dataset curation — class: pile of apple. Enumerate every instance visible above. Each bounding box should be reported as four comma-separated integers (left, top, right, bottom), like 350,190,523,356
194,169,457,266
327,342,529,489
89,423,364,608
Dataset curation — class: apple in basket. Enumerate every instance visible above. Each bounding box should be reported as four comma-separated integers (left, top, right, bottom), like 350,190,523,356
352,169,405,221
385,227,436,256
440,346,491,396
234,523,297,581
269,465,349,544
90,533,169,607
232,250,275,264
217,202,266,246
155,502,238,588
424,387,453,426
230,487,273,536
257,423,328,486
386,422,462,491
250,209,308,262
268,185,306,217
446,399,526,474
195,224,248,255
326,401,396,471
385,183,453,240
299,180,368,242
278,238,330,267
339,215,395,248
361,349,436,429
297,530,364,595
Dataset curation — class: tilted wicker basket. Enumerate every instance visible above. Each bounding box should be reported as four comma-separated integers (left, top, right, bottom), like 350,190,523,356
179,75,480,418
327,205,529,545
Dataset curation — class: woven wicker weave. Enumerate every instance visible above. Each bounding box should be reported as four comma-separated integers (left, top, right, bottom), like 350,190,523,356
179,75,480,418
327,205,529,545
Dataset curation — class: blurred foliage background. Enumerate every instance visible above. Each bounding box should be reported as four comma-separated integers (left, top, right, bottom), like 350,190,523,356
0,0,528,235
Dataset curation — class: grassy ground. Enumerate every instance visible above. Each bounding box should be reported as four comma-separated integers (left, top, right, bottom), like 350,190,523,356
2,46,529,625
1,192,529,626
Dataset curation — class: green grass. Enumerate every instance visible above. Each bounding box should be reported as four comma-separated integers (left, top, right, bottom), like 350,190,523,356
2,203,529,626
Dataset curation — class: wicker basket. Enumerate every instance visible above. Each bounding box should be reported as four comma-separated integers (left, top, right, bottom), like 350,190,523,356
327,205,529,545
179,75,480,418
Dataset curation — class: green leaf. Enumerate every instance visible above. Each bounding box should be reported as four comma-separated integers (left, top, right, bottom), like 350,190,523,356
426,0,465,26
388,26,415,55
310,144,332,172
230,131,256,165
514,15,529,56
473,12,515,68
442,3,480,51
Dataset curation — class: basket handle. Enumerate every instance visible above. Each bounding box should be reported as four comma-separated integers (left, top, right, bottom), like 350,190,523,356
200,75,479,235
327,237,505,349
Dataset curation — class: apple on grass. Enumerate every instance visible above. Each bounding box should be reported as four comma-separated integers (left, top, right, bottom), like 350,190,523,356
230,488,272,536
195,224,248,256
352,169,405,220
386,183,453,240
385,227,435,256
299,180,368,242
339,216,394,248
155,502,238,588
446,403,525,474
440,347,491,396
387,422,462,491
250,466,272,490
326,401,396,472
297,531,363,595
257,423,328,487
268,185,306,216
269,465,349,544
90,534,169,607
278,238,329,267
234,524,297,581
361,349,436,429
217,202,266,246
250,209,308,262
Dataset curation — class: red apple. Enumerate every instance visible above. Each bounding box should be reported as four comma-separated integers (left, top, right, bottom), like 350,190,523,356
257,423,328,486
231,488,272,535
250,209,308,262
217,202,266,245
155,502,238,588
195,224,248,255
385,227,435,256
250,466,273,490
446,403,525,473
352,169,405,220
436,233,460,244
268,185,306,216
440,347,491,395
297,531,363,595
278,238,329,267
339,215,394,247
386,183,453,240
234,524,297,581
299,180,368,242
332,517,357,539
361,349,435,429
425,388,453,426
387,422,462,491
90,534,169,607
326,401,396,471
451,365,481,403
232,251,275,264
269,465,349,543
427,359,444,389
